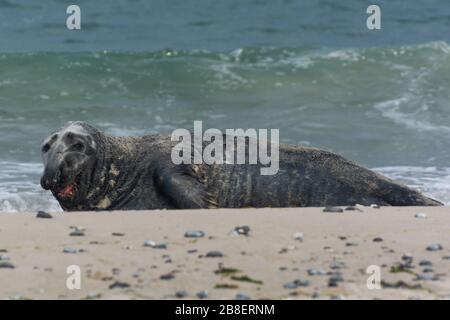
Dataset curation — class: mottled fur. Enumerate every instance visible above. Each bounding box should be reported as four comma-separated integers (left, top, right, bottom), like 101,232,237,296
40,122,442,211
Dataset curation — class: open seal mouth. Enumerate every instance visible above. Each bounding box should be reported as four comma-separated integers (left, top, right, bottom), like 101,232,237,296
56,174,81,199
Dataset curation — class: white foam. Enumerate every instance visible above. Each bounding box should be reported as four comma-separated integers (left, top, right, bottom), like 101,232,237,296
374,166,450,205
0,162,61,213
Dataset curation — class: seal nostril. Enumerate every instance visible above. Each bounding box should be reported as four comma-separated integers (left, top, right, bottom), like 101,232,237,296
42,144,50,153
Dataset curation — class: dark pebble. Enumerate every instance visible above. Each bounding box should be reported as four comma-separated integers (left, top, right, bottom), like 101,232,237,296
206,251,224,258
175,290,188,298
112,232,125,237
0,261,15,269
36,211,52,219
323,206,343,213
373,237,383,242
418,260,433,266
69,230,85,237
109,281,130,289
234,225,250,236
160,273,175,280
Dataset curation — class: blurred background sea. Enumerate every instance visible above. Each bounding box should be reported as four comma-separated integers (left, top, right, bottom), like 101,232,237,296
1,0,450,211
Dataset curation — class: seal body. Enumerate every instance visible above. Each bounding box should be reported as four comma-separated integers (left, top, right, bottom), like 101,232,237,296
40,122,442,211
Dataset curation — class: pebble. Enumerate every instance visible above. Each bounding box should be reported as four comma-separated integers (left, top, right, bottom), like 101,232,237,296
109,281,130,289
63,247,77,254
235,293,251,300
112,232,125,237
328,275,344,287
143,240,156,247
418,260,433,266
184,230,205,238
401,254,413,262
373,237,383,242
422,267,434,273
415,274,437,281
346,241,358,247
323,206,343,213
370,204,380,209
426,243,443,252
292,232,304,242
69,230,85,237
160,273,175,280
414,213,427,219
0,261,15,269
196,290,209,299
329,261,346,270
234,226,250,236
307,268,326,276
344,206,362,212
175,290,188,298
442,256,450,260
36,211,53,219
0,254,10,261
284,279,310,289
206,251,224,258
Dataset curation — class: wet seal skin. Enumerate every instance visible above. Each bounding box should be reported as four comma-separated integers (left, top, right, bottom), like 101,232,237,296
40,121,442,211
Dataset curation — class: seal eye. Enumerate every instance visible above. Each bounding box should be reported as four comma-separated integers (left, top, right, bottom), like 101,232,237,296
42,144,50,153
73,142,84,152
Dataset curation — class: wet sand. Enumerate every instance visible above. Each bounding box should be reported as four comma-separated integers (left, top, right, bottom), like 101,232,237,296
1,206,450,300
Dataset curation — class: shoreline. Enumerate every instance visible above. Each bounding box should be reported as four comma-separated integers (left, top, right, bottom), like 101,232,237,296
1,206,450,300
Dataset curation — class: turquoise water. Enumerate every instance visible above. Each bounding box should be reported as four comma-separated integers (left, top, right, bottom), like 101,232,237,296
1,1,450,211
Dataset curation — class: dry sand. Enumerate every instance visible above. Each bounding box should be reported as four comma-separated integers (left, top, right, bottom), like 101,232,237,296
1,206,450,300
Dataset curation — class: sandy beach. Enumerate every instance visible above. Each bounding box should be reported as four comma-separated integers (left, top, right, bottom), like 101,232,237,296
0,206,449,300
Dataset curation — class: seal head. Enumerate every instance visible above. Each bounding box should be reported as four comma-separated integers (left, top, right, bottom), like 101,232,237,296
40,121,98,209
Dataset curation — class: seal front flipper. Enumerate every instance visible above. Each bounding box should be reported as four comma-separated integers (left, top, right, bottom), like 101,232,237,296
153,164,214,209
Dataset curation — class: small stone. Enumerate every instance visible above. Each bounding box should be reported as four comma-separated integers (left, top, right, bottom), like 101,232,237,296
36,211,52,219
143,240,156,247
293,232,304,241
109,281,130,289
422,267,434,273
294,279,310,287
112,232,125,237
418,260,433,267
346,241,358,247
206,251,223,258
175,290,188,298
160,273,175,280
0,254,10,261
234,226,250,236
344,206,362,212
330,261,346,270
184,230,205,238
69,230,85,236
414,213,427,219
426,243,443,252
283,282,298,289
307,268,326,276
373,237,383,242
442,256,450,260
196,290,208,299
153,243,168,249
415,274,436,281
370,204,380,209
187,249,198,254
0,261,15,269
328,275,343,287
235,293,251,300
323,206,343,213
63,247,77,254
